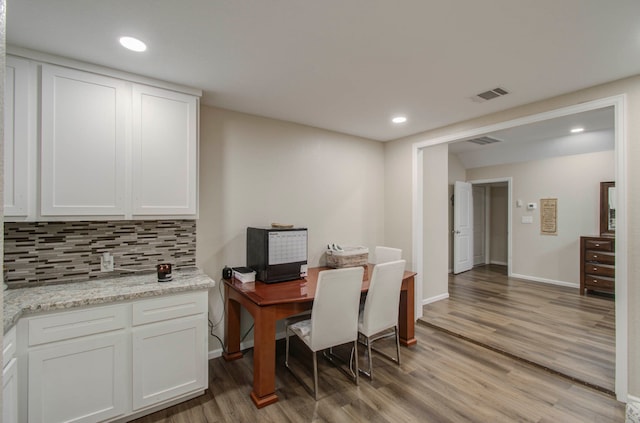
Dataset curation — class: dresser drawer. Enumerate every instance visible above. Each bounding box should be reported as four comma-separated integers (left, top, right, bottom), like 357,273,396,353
585,239,614,252
584,275,615,292
584,263,615,278
585,251,615,265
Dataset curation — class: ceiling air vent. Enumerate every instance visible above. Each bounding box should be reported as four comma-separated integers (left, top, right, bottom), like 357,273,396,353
473,87,509,102
467,136,501,146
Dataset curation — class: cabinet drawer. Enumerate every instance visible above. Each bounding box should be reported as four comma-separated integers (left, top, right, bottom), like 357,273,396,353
584,264,615,278
28,304,128,346
585,276,615,292
585,239,614,252
585,251,615,265
133,292,207,326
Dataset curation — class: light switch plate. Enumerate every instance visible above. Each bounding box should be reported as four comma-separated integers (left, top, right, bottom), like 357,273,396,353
522,215,533,224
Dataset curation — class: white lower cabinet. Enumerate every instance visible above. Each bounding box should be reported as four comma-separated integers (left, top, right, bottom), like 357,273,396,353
3,358,19,423
3,326,18,423
28,334,128,423
132,315,206,410
17,291,208,422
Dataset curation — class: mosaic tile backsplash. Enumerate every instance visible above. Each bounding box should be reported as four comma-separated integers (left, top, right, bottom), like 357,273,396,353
4,220,196,288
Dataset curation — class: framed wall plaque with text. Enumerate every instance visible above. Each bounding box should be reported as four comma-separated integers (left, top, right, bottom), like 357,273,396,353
540,198,557,235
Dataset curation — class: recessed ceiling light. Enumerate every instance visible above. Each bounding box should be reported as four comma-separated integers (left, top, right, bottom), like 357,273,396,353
570,127,585,133
392,116,407,124
119,36,147,52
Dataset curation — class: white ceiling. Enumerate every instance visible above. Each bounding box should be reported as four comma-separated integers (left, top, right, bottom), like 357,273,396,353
449,106,615,168
7,1,640,141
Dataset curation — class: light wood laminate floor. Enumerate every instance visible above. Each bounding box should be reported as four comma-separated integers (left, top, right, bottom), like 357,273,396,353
131,322,623,422
421,265,615,394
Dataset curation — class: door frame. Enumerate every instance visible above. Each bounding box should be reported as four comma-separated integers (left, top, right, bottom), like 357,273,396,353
470,178,513,272
411,95,627,400
472,184,486,267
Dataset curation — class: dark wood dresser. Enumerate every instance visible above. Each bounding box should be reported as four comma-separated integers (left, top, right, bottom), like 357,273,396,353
580,236,615,295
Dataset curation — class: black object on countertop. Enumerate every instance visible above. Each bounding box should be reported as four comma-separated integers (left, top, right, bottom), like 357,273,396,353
157,263,173,282
222,265,232,279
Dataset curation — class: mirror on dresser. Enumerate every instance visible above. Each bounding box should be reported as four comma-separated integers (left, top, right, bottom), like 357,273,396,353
600,181,615,237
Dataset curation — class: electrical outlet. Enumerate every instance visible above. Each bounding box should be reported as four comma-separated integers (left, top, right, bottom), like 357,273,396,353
101,252,114,272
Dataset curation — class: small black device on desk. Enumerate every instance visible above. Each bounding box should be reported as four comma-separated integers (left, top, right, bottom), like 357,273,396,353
247,226,308,283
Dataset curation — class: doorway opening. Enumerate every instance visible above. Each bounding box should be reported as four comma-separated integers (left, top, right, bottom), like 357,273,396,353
412,96,627,400
471,180,510,269
452,178,512,276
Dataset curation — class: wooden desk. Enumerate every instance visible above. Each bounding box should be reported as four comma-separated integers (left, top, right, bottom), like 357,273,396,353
223,264,417,408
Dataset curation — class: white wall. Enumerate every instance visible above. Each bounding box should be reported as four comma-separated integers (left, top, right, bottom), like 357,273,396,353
423,144,449,302
383,139,414,268
196,106,385,352
384,74,640,397
467,150,613,285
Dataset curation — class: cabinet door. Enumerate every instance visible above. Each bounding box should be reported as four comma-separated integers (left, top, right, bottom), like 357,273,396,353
4,56,31,217
41,64,128,216
28,333,128,423
132,84,197,216
3,358,18,423
132,315,206,410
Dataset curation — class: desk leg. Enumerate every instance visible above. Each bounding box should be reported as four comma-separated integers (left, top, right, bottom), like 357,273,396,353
398,275,417,347
223,285,243,361
250,306,279,408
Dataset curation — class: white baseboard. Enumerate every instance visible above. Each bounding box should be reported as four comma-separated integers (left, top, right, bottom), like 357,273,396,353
510,273,578,289
422,292,449,306
627,395,640,423
209,330,287,360
490,260,507,266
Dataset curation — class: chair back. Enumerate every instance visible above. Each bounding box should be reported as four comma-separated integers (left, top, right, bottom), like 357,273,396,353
361,260,406,336
375,246,402,264
310,266,364,351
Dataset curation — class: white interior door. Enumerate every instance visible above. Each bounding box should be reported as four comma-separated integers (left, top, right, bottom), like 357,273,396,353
453,181,474,274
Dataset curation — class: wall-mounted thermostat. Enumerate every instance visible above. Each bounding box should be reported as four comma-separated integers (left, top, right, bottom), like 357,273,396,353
527,202,537,210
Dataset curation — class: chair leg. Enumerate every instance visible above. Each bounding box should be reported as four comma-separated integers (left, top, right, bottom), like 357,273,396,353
367,336,373,380
353,340,359,386
312,351,319,400
394,325,401,366
356,335,373,380
285,334,320,400
323,345,359,384
358,327,402,379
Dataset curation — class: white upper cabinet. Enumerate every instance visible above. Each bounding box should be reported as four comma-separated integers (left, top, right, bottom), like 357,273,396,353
4,56,31,218
5,52,201,221
132,85,197,216
40,64,128,216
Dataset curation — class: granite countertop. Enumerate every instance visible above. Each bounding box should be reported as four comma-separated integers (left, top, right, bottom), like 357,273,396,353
3,267,215,332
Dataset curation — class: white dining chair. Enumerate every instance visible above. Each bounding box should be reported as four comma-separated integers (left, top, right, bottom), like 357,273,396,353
374,246,402,264
285,266,364,400
358,259,406,380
